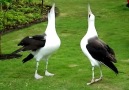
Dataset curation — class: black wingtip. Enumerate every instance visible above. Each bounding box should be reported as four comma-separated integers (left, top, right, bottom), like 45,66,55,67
22,59,30,63
115,70,119,74
112,64,119,75
22,59,31,63
22,60,26,63
22,54,34,63
102,59,119,75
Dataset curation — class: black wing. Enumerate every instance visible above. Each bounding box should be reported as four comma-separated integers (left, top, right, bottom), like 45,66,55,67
31,33,46,41
99,39,116,62
12,34,46,54
86,37,118,74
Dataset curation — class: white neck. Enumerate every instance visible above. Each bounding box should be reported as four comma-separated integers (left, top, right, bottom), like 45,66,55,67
45,16,56,35
45,5,57,35
86,20,98,39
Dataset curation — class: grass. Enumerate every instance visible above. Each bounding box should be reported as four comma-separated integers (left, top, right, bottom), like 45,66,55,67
1,0,129,90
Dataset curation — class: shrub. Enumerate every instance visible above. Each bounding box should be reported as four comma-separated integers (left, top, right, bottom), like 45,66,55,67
0,2,51,31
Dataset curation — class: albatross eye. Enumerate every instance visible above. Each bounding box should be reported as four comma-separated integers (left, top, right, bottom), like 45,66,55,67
89,14,91,18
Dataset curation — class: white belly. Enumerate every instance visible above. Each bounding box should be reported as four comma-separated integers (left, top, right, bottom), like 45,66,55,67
80,37,100,66
32,36,61,61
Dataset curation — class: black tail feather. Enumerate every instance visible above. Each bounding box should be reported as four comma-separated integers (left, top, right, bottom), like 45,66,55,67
102,60,118,74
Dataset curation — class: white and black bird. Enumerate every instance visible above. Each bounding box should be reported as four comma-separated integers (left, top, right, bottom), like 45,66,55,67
12,3,61,79
80,4,118,85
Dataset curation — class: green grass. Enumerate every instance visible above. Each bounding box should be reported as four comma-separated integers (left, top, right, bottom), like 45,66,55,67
1,0,129,90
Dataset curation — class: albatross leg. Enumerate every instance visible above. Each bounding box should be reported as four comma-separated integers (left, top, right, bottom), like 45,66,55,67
87,66,103,85
34,61,43,79
45,59,54,76
95,66,103,82
87,66,95,85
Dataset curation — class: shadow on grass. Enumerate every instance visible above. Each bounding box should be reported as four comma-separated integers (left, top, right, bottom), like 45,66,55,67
0,53,22,60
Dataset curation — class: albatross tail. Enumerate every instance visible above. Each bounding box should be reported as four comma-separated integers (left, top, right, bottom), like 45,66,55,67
103,59,118,74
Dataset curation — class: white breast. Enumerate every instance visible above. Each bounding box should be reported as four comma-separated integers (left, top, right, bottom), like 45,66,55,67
33,34,60,61
80,36,100,66
44,34,61,54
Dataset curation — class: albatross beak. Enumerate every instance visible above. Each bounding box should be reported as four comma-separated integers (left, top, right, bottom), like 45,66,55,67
88,4,92,15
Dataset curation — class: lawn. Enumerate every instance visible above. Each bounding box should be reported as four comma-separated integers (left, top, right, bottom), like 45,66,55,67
1,0,129,90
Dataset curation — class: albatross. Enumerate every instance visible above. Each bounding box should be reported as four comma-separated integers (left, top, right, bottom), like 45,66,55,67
12,3,61,79
80,4,118,85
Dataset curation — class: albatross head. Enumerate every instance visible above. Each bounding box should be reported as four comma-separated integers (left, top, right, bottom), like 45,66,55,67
88,4,95,22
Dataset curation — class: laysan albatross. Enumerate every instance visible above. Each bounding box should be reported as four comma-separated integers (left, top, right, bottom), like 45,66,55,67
80,4,118,85
12,3,61,79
